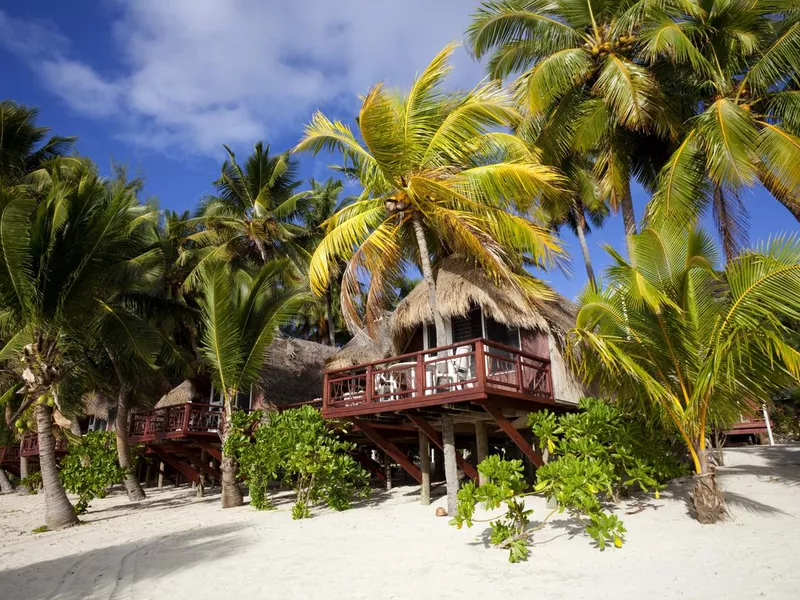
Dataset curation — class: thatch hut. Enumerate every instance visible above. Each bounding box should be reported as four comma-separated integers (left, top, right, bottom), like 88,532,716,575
325,312,394,371
154,337,337,411
329,256,585,405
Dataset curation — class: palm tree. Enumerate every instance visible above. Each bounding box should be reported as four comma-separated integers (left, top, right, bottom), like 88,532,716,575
295,44,563,345
188,143,311,286
197,261,306,508
0,101,74,182
569,224,800,522
0,159,160,528
467,0,680,250
643,1,800,259
295,44,563,515
300,178,350,345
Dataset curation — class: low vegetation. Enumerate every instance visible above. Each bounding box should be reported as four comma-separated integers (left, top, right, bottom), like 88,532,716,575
226,406,370,518
451,398,686,562
60,431,127,514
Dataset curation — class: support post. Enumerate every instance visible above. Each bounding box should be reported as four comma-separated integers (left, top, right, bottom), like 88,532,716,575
406,414,478,481
350,418,421,483
383,452,392,491
441,414,459,516
157,461,165,488
475,420,489,486
419,429,430,505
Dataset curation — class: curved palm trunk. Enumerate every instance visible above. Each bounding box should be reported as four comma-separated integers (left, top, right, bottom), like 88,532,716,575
0,468,14,492
573,206,596,288
691,449,728,524
411,212,457,514
34,402,79,529
220,392,243,508
115,390,146,501
18,455,31,494
325,289,336,346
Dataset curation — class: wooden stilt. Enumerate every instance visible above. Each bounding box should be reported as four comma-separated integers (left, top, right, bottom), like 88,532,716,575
441,414,459,516
350,418,422,483
419,429,430,506
483,404,543,467
475,420,489,486
383,453,392,491
157,461,165,488
407,414,478,481
144,461,153,488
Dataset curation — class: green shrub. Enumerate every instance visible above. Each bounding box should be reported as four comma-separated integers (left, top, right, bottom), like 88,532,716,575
451,398,687,561
20,471,42,493
226,406,370,517
60,431,126,514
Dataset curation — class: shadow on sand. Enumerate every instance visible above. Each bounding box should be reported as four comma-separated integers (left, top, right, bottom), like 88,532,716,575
0,523,250,600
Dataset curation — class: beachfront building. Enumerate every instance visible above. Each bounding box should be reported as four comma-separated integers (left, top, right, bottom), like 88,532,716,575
323,257,584,497
126,337,336,487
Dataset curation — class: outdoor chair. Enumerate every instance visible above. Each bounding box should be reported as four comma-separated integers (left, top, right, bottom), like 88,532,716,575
434,345,474,390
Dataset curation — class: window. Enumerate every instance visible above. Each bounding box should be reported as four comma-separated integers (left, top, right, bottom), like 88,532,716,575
485,317,520,349
87,416,107,432
452,308,483,343
426,323,437,349
209,385,251,410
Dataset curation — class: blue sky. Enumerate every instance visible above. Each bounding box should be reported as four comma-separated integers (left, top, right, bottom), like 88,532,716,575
1,1,798,300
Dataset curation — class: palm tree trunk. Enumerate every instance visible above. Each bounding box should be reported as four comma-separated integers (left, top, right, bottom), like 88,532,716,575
18,455,31,494
691,449,728,524
34,402,79,529
573,206,596,288
620,184,637,254
325,288,336,346
0,468,14,492
221,391,243,508
411,211,458,512
410,212,447,345
116,390,146,501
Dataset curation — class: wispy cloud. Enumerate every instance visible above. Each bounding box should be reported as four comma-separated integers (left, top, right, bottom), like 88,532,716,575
0,1,482,156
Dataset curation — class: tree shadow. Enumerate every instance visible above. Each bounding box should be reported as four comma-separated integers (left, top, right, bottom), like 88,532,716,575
0,523,250,600
723,491,789,516
720,446,800,487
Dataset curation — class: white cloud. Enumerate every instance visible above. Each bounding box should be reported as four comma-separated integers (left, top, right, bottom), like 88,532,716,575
0,1,484,156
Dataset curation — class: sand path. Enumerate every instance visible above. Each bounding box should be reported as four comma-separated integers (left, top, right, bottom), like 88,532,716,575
1,445,798,600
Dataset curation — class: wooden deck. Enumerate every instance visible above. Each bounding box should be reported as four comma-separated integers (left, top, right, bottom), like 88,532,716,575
322,338,554,418
129,402,223,444
0,444,21,474
20,433,68,457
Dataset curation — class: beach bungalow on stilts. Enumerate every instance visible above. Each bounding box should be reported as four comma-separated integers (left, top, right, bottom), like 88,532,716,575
128,337,337,488
323,256,584,507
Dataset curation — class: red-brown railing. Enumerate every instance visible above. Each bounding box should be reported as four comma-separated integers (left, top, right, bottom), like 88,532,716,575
324,338,552,414
0,444,21,464
20,433,68,456
129,402,223,440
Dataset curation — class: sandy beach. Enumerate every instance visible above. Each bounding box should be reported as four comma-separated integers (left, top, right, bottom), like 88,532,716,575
1,445,798,600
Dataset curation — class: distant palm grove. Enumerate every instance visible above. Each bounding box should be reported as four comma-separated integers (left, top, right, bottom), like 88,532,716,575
1,0,799,530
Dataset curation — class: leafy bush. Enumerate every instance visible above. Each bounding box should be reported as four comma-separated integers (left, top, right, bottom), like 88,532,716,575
20,471,42,493
451,398,687,561
226,406,370,517
60,431,126,514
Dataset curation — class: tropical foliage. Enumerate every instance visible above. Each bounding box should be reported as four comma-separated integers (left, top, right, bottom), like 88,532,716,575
569,225,800,521
226,406,370,518
60,431,127,514
197,261,307,507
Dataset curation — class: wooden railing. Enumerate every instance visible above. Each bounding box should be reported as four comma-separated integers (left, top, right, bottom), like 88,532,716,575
20,433,68,456
323,338,552,415
0,444,21,464
129,403,223,440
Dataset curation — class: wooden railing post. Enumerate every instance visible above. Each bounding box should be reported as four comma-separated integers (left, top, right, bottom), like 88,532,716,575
322,372,330,412
415,353,425,398
144,413,151,437
475,340,487,391
182,402,191,432
515,353,523,393
366,364,374,405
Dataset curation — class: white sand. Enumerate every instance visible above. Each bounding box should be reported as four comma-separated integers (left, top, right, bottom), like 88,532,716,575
1,445,798,600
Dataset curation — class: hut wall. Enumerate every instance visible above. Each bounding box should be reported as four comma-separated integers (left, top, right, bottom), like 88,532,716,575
521,328,548,357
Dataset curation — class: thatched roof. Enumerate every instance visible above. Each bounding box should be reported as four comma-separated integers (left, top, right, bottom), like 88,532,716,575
155,379,202,409
83,392,112,420
259,336,337,407
390,256,578,342
326,312,394,371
